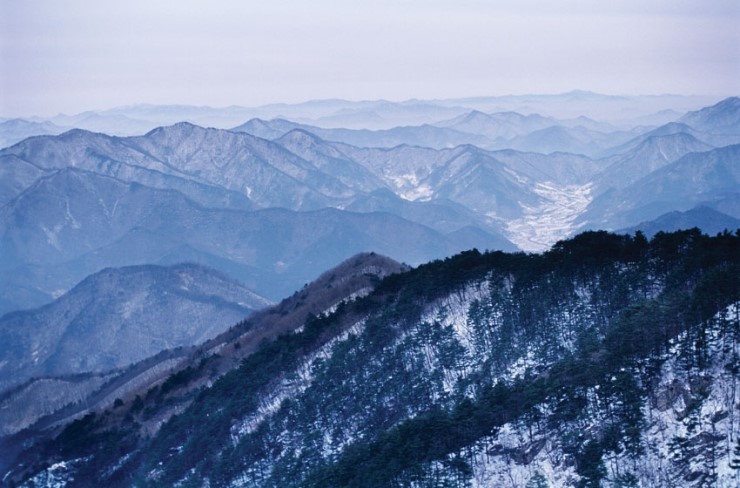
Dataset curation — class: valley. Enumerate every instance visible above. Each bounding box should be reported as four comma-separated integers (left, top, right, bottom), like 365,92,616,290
504,182,593,252
2,95,738,316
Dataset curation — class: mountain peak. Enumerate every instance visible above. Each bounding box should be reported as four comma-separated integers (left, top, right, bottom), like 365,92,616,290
436,110,491,128
278,128,326,146
58,127,101,139
143,120,206,137
462,110,490,121
713,96,740,108
231,118,303,139
648,121,695,135
235,117,270,129
313,252,407,284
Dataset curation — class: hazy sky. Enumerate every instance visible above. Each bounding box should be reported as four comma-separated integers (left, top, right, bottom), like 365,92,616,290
1,0,738,117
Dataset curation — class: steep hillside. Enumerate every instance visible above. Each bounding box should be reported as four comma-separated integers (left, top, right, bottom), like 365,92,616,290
487,150,601,187
0,254,402,442
344,188,515,249
8,230,738,487
128,123,355,208
329,142,542,218
1,253,407,479
274,129,385,193
0,155,50,208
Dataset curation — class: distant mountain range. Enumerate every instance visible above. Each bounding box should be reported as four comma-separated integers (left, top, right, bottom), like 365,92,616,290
582,143,740,230
233,118,491,149
0,166,513,315
619,205,740,237
1,96,738,314
233,110,642,157
1,91,717,139
0,119,68,148
595,132,714,191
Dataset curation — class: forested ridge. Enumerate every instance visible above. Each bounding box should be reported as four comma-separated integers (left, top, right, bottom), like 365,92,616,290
12,229,740,487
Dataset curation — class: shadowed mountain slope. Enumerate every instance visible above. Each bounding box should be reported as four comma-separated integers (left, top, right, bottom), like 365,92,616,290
0,263,270,393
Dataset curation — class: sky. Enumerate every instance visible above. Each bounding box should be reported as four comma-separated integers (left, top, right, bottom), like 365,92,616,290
1,0,738,117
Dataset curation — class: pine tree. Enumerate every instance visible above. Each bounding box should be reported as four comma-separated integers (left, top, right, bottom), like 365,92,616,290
614,472,639,487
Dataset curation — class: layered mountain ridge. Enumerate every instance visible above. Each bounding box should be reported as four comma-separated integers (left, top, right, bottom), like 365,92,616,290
1,94,739,487
2,96,739,314
0,166,511,315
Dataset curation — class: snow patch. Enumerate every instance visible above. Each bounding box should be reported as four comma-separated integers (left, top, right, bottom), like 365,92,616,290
41,224,61,251
389,172,435,201
230,320,366,440
507,350,540,380
22,458,90,488
119,291,148,320
420,282,490,354
400,184,433,201
50,288,67,299
502,166,531,185
322,287,373,316
65,201,81,230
